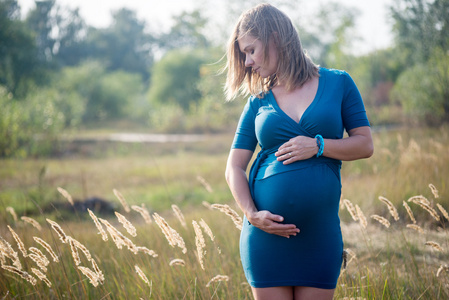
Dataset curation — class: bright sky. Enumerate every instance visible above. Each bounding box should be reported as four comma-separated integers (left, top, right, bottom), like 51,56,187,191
18,0,394,54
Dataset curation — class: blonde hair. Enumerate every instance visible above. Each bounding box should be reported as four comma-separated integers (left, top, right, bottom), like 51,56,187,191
224,3,319,101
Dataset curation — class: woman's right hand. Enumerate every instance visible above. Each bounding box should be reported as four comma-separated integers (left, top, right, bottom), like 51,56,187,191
247,210,300,238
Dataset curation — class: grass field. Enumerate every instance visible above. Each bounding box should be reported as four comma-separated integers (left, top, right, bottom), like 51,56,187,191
0,125,448,299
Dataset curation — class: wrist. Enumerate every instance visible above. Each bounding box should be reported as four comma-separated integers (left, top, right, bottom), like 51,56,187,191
315,134,324,157
245,209,258,221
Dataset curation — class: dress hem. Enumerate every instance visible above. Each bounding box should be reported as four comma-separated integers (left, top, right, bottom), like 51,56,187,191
248,279,337,290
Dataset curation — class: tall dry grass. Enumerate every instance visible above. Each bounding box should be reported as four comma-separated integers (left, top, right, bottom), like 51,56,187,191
0,126,448,299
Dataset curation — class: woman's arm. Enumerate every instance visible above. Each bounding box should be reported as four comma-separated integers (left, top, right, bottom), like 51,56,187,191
225,148,300,238
275,126,373,163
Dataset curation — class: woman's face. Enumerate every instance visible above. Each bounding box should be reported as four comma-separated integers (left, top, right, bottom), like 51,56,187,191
238,34,278,78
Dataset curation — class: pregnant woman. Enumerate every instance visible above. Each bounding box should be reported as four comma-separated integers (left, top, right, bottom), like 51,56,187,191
224,4,373,300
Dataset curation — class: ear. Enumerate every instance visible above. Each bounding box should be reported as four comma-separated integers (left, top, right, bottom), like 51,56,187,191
270,32,280,47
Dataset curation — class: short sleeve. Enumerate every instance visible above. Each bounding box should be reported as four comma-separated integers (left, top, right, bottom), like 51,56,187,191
341,72,370,132
231,96,258,151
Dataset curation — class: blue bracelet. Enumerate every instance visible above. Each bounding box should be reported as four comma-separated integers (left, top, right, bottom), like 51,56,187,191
315,134,324,157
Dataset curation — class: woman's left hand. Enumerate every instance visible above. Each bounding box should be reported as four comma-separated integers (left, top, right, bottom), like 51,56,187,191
275,135,318,165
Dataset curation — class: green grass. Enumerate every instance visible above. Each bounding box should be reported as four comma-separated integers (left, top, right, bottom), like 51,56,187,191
0,126,448,299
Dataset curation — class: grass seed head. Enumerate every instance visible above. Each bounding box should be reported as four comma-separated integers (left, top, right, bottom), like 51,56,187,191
425,241,443,252
28,247,49,266
343,199,358,221
437,264,449,277
403,201,416,224
429,183,439,198
113,189,131,213
69,237,92,261
7,226,27,257
99,218,138,254
87,209,108,241
408,195,430,206
355,205,367,228
6,207,18,222
69,238,81,266
0,237,22,269
115,211,137,237
91,259,105,283
57,187,74,206
131,204,152,224
137,246,158,258
202,201,213,210
199,219,215,242
171,205,187,228
169,258,186,267
152,213,187,254
211,204,243,230
197,175,214,193
378,196,399,221
206,275,229,287
46,219,68,243
406,224,425,234
437,203,449,221
2,265,37,285
78,266,101,287
193,220,206,270
31,267,52,287
370,215,391,228
28,253,48,272
135,265,151,287
21,216,42,231
33,237,59,262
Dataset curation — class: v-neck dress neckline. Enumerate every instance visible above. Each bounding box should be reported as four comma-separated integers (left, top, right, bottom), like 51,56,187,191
268,68,326,128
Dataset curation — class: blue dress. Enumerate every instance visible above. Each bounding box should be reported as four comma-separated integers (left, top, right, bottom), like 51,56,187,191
231,68,370,289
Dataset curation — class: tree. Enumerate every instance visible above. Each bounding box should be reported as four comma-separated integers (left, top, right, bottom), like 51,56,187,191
147,48,208,111
296,2,359,69
392,48,449,125
0,0,42,96
53,6,87,67
158,9,209,52
390,0,449,64
57,61,144,123
25,0,56,63
83,8,155,80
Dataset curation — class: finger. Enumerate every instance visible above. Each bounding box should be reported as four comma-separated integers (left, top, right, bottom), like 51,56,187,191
269,223,299,232
277,151,294,161
276,143,292,154
265,213,285,223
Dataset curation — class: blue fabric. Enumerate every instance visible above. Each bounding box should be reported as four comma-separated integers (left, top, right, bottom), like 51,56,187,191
231,68,370,288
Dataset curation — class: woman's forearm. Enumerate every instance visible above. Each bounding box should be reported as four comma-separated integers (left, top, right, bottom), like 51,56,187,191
276,126,373,163
225,149,258,218
322,129,374,161
225,166,258,218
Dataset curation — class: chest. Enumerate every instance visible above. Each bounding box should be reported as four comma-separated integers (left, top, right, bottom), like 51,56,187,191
271,78,319,123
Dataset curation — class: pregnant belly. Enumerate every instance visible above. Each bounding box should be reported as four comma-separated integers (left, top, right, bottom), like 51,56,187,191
253,164,341,230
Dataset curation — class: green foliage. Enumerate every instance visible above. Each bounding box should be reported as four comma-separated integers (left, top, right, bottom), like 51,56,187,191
0,61,145,157
158,9,210,51
0,88,22,157
296,2,358,69
148,48,208,111
83,8,154,80
25,0,56,63
147,48,245,133
391,0,449,65
391,48,449,125
0,0,43,97
58,61,144,123
0,85,65,157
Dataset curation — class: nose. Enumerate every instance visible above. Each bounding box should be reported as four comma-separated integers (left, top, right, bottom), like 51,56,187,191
245,54,253,67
